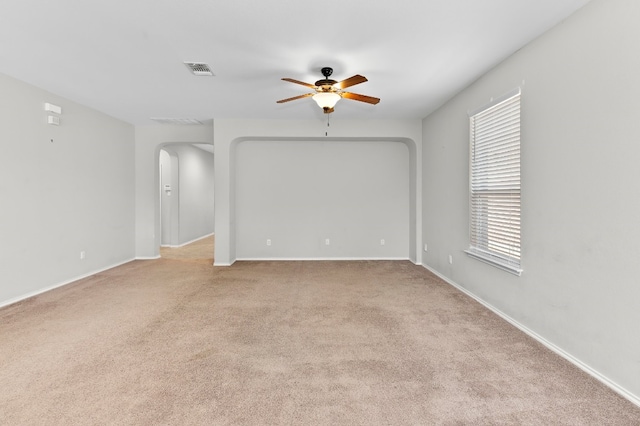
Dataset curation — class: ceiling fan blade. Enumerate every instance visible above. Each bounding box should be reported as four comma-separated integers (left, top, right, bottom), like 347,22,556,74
276,93,314,103
281,78,317,89
335,74,367,89
341,92,380,105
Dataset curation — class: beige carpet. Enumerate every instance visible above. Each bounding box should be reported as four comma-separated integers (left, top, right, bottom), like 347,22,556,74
1,236,639,425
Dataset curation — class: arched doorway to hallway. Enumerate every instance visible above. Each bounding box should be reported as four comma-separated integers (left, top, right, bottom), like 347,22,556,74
158,142,215,261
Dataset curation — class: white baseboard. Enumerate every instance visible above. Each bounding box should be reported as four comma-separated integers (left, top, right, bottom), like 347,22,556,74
235,257,410,262
217,257,410,267
135,255,161,260
0,258,135,309
422,264,640,408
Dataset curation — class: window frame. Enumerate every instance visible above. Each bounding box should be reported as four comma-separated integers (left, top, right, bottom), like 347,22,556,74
465,88,523,276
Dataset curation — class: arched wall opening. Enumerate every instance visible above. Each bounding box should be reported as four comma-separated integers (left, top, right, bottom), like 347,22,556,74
154,142,215,256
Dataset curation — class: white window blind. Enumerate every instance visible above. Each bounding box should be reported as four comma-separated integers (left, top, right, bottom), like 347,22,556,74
466,88,522,276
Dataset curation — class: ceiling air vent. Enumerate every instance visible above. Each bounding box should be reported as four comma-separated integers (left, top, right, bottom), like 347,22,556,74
184,62,213,76
150,118,203,125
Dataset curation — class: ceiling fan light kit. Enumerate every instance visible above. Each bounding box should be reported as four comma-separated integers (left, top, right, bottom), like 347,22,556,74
277,67,380,114
312,92,341,112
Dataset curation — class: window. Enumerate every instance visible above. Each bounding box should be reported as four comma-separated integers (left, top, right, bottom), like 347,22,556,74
465,88,522,276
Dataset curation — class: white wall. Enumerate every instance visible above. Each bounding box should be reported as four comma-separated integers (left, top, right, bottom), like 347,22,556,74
134,123,213,258
172,144,215,245
0,72,135,307
235,139,409,259
159,149,178,246
422,0,640,402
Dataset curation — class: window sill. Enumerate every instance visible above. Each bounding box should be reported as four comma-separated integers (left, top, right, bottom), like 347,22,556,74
464,249,522,276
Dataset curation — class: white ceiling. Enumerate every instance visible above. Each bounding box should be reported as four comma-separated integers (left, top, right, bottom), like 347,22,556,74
1,0,590,125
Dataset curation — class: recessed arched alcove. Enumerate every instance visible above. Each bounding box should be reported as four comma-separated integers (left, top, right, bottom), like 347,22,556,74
224,136,418,263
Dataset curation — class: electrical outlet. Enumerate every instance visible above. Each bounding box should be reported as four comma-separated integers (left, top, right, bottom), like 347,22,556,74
266,239,271,246
325,238,330,246
448,254,453,264
424,244,428,252
80,251,86,260
380,239,385,246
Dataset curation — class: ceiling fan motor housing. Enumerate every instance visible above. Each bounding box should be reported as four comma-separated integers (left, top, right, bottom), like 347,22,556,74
316,67,338,89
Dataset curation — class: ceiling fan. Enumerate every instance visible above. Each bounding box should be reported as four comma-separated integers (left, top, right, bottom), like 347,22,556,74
277,67,380,114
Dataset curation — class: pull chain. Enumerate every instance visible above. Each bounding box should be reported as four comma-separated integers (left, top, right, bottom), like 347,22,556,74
325,113,330,136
